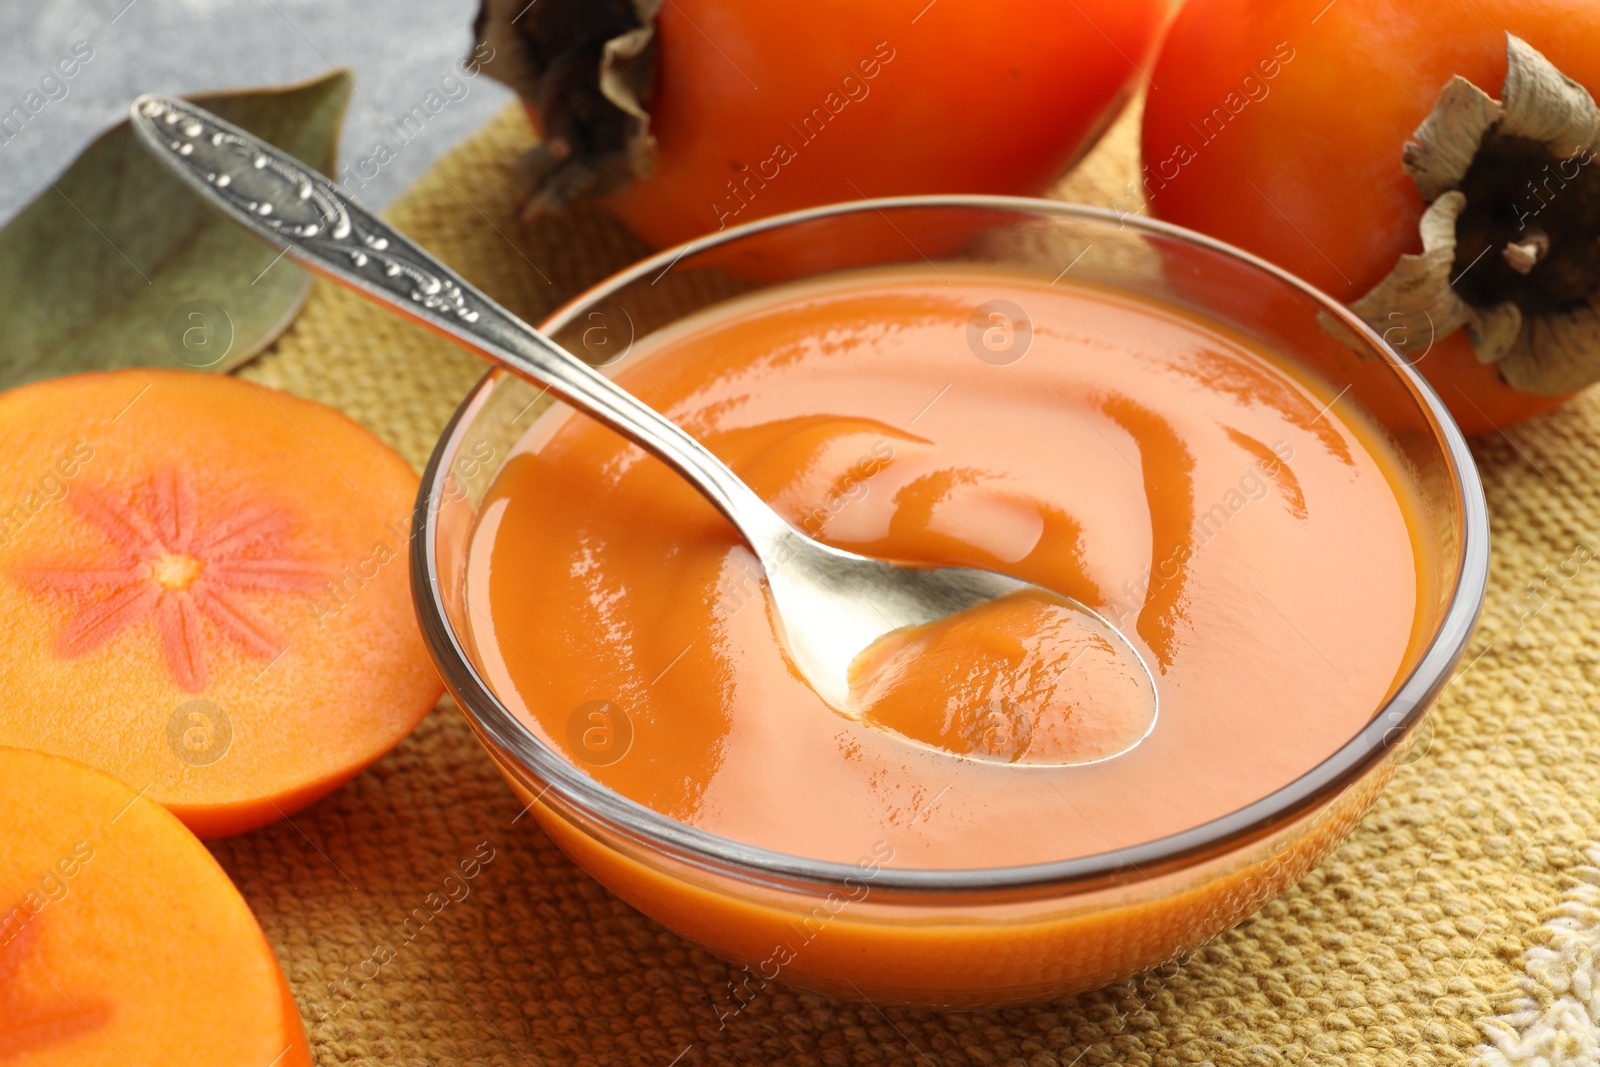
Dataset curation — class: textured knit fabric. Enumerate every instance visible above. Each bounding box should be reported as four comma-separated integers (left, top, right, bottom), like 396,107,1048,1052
207,97,1598,1067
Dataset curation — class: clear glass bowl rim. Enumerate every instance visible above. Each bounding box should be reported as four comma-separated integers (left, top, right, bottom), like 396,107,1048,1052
412,194,1490,897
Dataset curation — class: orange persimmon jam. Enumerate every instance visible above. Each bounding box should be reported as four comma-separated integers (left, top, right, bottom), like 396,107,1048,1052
465,265,1421,870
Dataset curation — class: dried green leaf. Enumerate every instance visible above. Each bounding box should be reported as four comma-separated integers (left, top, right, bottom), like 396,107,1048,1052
0,70,351,388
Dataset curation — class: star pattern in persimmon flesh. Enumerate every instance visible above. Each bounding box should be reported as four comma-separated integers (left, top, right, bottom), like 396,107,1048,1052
13,468,324,692
0,917,111,1058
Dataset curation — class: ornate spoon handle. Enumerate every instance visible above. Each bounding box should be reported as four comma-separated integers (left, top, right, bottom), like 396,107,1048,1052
128,95,790,551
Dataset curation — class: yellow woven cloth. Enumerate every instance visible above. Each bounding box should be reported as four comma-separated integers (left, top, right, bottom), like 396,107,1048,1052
214,100,1598,1067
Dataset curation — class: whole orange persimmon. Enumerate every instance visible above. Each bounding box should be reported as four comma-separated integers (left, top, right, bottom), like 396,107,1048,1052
476,0,1170,249
1141,0,1600,434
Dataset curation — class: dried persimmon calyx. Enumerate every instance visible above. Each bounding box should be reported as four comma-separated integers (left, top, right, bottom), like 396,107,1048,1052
1348,33,1600,395
472,0,661,218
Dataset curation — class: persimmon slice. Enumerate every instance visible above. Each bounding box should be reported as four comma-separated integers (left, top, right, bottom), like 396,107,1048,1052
0,746,310,1066
0,369,442,837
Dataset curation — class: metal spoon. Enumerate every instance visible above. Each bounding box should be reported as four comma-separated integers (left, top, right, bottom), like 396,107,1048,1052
128,94,1125,714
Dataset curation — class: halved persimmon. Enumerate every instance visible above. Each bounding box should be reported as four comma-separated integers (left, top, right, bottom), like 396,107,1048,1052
0,369,441,837
0,745,310,1066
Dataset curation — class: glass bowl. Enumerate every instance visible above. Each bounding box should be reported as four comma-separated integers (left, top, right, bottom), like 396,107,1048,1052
411,197,1487,1009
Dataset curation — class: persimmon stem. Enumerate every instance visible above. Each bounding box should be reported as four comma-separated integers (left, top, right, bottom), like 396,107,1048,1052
1502,228,1549,274
1345,35,1600,395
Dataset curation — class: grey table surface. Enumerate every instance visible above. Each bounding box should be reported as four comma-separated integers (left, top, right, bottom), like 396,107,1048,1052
0,0,514,228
